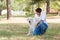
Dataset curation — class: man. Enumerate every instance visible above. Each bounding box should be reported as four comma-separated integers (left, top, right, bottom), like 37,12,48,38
33,8,48,35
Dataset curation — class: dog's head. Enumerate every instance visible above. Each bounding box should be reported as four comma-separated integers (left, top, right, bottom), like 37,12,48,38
27,17,33,24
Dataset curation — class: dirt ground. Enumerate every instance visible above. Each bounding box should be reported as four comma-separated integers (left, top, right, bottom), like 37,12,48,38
0,16,60,24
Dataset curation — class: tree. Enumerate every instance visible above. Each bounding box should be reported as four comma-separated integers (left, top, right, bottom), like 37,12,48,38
51,0,60,10
16,0,32,12
46,0,50,13
0,0,2,15
30,0,50,13
38,2,40,8
6,0,11,20
11,0,20,11
50,0,60,16
31,0,34,13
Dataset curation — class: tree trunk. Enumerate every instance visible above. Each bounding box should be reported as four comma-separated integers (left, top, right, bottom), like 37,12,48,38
0,0,3,15
6,0,11,20
0,10,2,15
46,0,50,13
38,2,39,8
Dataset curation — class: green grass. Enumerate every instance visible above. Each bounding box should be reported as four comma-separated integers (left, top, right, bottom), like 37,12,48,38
0,14,7,19
0,23,60,40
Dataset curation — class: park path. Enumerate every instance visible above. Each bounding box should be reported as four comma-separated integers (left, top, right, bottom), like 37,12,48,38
0,16,60,24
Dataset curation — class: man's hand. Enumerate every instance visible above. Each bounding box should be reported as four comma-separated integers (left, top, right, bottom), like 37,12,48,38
36,22,40,27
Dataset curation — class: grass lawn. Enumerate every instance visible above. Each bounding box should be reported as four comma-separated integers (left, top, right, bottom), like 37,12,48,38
0,23,60,40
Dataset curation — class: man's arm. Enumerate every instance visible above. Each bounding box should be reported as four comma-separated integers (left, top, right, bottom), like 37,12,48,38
36,20,44,27
36,11,46,27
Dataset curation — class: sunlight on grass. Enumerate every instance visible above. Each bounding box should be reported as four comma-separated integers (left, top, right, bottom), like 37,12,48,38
0,23,60,40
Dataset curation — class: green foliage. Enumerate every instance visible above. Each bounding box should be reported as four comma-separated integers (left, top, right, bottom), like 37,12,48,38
26,13,34,17
24,6,31,12
11,0,31,11
0,0,60,13
50,0,60,10
0,0,6,10
11,0,20,10
30,0,46,5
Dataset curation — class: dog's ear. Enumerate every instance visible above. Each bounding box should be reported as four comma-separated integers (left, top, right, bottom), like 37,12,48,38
28,20,31,24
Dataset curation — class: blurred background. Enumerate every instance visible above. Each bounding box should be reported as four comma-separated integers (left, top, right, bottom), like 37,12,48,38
0,0,60,19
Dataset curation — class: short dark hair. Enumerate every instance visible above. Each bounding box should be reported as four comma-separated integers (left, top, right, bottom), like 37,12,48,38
35,8,42,13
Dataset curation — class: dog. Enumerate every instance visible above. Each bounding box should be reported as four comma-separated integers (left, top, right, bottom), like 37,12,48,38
27,17,36,35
